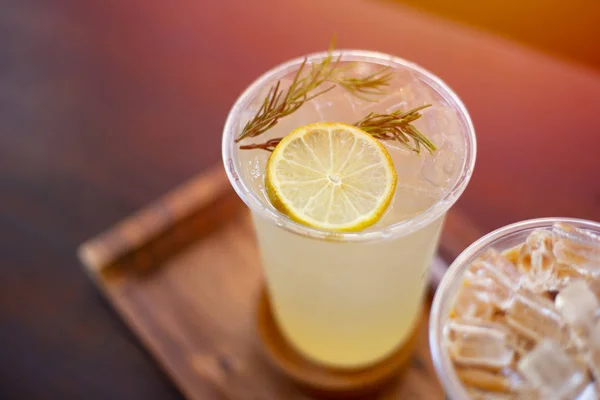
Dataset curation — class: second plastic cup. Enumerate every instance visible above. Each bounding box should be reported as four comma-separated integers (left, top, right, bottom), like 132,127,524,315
430,217,600,399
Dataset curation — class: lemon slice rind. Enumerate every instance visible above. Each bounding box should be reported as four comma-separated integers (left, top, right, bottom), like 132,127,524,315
265,122,396,232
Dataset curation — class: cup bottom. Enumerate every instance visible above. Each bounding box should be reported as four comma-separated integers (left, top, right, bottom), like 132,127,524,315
255,285,420,398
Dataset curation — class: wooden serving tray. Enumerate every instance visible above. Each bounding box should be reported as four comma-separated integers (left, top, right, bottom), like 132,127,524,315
78,166,481,399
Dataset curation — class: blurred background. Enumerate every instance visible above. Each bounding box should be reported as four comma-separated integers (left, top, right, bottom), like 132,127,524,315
2,0,600,399
391,0,600,69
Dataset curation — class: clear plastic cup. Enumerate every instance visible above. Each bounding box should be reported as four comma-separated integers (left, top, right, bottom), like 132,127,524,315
223,50,476,369
429,217,600,399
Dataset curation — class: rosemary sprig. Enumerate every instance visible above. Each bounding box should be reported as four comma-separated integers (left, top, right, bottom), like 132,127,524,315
354,104,436,154
240,105,436,155
330,65,394,102
235,44,394,143
235,52,340,143
239,138,282,152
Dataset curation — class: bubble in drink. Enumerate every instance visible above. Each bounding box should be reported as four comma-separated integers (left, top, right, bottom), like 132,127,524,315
443,223,600,398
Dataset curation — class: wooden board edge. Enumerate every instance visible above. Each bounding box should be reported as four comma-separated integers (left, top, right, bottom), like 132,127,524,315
77,166,231,275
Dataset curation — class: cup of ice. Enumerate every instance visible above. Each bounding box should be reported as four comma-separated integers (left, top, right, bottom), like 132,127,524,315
429,217,600,399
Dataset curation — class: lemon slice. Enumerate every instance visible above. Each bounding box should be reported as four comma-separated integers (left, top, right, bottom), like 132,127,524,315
265,122,396,232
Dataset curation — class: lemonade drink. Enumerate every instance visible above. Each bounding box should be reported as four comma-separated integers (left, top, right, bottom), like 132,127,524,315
223,51,476,368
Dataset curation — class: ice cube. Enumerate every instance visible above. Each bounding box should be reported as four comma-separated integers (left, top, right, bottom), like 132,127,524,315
352,78,437,122
491,314,536,357
354,83,419,115
405,78,438,108
515,228,588,292
466,249,521,309
376,182,442,225
500,368,534,395
517,339,588,399
518,230,554,272
508,332,536,358
586,320,600,382
552,262,588,293
481,249,522,282
381,91,412,114
555,280,599,341
311,86,362,123
587,278,600,301
450,279,497,320
456,366,531,395
421,142,459,187
554,240,600,277
576,383,599,400
236,145,270,198
517,230,564,292
340,64,406,116
554,223,600,248
445,320,514,369
341,61,385,80
506,290,570,346
465,388,520,400
416,106,463,148
501,245,521,265
553,223,600,276
382,139,426,174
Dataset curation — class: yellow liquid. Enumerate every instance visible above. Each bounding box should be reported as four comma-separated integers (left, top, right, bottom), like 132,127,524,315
253,213,444,368
237,64,465,368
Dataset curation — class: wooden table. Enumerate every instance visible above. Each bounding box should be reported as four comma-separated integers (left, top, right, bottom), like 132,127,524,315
2,0,600,398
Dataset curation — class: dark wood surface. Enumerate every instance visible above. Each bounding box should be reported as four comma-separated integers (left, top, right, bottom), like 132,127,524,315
2,0,600,399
